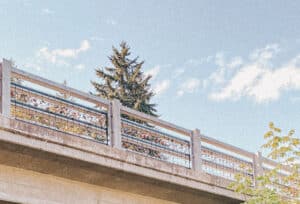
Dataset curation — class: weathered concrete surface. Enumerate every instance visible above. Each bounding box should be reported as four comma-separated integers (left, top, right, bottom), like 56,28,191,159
0,117,243,204
0,164,177,204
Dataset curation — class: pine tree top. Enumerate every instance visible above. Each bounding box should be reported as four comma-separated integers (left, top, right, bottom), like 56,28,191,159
91,42,157,117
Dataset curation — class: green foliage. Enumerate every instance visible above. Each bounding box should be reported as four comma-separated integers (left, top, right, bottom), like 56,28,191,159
229,122,300,204
91,42,157,116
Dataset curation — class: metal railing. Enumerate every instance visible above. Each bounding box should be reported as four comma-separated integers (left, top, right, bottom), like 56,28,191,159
10,82,109,144
201,146,254,181
121,116,191,167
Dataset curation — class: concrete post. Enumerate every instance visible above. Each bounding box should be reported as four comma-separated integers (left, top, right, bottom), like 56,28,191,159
191,129,202,171
253,151,263,186
0,59,12,117
110,99,122,149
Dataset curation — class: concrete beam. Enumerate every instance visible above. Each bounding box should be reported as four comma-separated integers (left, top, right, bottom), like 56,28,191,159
0,164,177,204
0,116,245,202
0,139,241,204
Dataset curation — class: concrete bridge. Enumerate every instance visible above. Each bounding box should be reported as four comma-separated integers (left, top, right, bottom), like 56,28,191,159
0,59,276,204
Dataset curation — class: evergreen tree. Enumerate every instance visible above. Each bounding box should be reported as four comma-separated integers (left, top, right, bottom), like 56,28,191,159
91,42,157,116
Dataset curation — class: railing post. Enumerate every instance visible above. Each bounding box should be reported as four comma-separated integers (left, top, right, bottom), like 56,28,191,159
110,99,122,149
0,59,12,117
253,151,263,186
191,129,202,171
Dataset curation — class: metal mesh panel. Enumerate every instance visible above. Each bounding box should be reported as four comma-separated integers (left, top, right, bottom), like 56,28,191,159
121,118,191,168
10,83,109,144
201,146,254,182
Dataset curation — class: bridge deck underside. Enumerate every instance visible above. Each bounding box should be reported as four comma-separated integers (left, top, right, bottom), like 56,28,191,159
0,139,240,204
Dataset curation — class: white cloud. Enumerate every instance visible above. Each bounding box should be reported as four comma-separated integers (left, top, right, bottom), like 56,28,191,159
23,40,90,72
145,65,160,79
75,64,85,71
208,53,228,84
78,40,90,52
210,54,243,83
209,44,300,103
153,80,170,96
209,64,267,101
209,67,226,84
177,78,201,96
215,52,225,67
185,56,213,66
36,40,90,65
249,43,280,62
248,63,300,103
228,57,243,69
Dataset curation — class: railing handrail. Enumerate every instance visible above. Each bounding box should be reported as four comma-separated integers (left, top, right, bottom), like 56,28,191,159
201,146,253,165
11,67,110,107
201,134,254,159
11,82,108,115
121,117,190,143
121,105,192,137
262,157,293,172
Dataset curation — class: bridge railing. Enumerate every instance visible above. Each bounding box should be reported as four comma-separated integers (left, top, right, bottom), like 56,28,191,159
120,105,192,168
261,157,298,199
200,135,255,184
0,59,293,191
6,60,110,145
10,82,109,144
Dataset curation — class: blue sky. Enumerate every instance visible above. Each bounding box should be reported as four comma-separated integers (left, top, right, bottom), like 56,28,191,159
1,0,300,152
